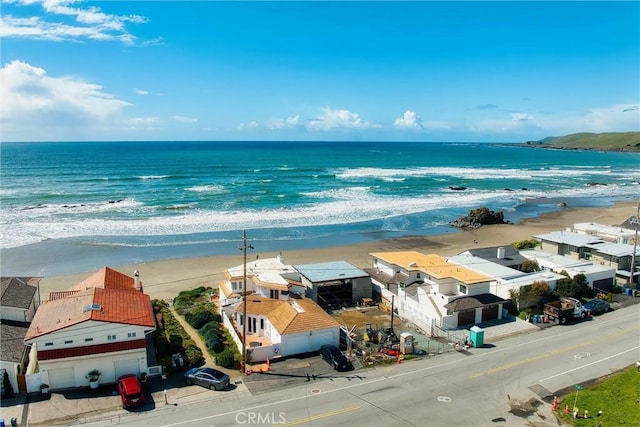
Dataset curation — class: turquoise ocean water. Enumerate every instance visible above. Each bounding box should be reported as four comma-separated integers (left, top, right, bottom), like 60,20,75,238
1,141,638,276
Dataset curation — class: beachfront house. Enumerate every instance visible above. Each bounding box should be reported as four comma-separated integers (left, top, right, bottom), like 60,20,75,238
218,254,304,311
534,231,640,286
1,277,42,395
446,253,565,300
23,267,156,391
227,295,340,363
293,261,372,308
520,249,617,292
368,251,505,335
570,222,637,245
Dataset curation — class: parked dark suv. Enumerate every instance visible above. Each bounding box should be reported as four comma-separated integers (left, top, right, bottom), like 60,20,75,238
320,344,350,371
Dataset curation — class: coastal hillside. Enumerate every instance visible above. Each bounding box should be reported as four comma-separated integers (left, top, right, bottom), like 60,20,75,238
523,132,640,152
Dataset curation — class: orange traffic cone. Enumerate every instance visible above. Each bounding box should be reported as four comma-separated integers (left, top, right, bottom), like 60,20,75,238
552,396,558,411
266,358,271,371
564,405,570,415
245,365,252,376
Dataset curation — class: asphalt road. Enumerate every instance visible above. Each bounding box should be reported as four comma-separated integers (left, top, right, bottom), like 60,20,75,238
83,307,639,427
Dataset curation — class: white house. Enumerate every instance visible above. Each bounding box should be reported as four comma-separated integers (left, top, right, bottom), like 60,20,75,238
1,277,41,323
571,222,637,244
520,249,617,292
235,295,340,362
218,254,303,310
447,253,565,300
369,251,505,334
1,277,41,395
24,267,156,391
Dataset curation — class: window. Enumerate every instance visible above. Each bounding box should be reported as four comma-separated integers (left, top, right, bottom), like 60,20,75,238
107,335,116,341
260,318,264,330
44,342,53,346
64,340,73,344
458,284,468,294
270,289,279,299
85,338,94,342
128,332,137,338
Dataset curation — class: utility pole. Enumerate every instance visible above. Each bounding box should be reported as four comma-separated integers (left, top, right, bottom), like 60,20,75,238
629,203,639,288
241,230,254,373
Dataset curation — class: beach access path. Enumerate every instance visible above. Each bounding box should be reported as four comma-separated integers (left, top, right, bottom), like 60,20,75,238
168,305,241,380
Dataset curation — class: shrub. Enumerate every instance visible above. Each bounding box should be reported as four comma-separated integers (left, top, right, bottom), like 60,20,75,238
512,239,540,250
206,338,224,353
200,321,220,335
215,349,236,369
185,309,216,330
203,328,222,342
184,343,204,368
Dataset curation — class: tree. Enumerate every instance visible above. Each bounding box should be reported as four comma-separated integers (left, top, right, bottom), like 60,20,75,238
521,259,540,273
510,281,551,310
556,273,592,299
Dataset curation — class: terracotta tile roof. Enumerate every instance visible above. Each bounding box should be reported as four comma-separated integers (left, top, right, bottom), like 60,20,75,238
370,251,490,285
238,296,339,335
25,287,155,341
69,266,137,292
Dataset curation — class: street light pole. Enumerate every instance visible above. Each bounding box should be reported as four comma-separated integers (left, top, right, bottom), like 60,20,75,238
241,230,254,373
629,203,639,288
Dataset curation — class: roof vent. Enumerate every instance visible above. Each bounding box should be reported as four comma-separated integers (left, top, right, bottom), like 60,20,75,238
82,303,102,312
408,262,417,268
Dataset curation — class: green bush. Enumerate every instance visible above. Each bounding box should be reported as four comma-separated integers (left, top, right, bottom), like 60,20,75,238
200,321,220,335
215,349,236,369
184,342,204,368
203,328,222,342
206,338,225,353
512,239,540,250
185,309,216,330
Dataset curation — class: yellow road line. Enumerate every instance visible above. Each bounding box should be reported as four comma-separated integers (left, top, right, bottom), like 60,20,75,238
277,405,361,427
468,327,634,379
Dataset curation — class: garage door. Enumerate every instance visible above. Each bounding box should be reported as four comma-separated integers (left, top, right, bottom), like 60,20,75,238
114,359,140,379
482,305,499,321
457,310,475,326
48,367,76,389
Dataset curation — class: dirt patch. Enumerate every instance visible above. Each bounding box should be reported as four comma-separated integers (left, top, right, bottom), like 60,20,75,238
331,307,398,335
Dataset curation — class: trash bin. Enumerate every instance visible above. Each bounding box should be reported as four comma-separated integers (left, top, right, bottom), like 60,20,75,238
1,418,5,427
533,315,539,324
470,325,484,348
626,288,632,296
10,418,17,427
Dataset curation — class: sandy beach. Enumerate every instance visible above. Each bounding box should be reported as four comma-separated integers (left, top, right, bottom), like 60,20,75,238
38,200,639,301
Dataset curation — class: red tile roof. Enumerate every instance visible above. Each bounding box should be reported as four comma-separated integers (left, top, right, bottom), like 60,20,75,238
25,287,155,341
69,266,137,292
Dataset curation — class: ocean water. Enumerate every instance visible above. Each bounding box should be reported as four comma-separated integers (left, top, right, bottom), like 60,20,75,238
1,141,638,276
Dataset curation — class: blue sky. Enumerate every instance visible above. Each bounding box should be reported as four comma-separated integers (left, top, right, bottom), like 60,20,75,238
1,1,638,142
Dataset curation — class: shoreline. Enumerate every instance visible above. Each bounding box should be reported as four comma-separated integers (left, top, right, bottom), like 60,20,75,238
38,199,639,301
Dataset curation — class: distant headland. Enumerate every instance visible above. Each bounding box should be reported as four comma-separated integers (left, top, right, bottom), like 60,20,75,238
517,131,640,152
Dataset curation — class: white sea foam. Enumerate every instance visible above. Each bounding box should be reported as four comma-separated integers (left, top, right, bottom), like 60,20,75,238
2,183,637,249
138,175,170,180
187,184,225,193
333,166,627,181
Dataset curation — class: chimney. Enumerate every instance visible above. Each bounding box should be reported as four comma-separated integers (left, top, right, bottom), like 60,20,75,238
277,252,285,264
134,270,143,292
497,247,506,259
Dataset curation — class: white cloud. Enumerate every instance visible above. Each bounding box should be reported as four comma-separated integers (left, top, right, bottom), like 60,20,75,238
125,116,161,130
170,115,198,124
134,88,148,96
394,110,423,129
511,112,535,122
1,0,149,44
266,115,301,129
238,120,259,130
307,107,379,131
0,60,131,140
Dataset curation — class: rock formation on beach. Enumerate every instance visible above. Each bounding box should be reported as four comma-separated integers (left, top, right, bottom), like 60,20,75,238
450,207,509,229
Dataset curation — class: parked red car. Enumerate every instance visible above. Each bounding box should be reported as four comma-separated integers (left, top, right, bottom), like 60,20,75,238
117,374,146,409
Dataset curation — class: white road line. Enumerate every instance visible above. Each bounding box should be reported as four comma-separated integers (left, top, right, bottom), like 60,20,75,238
539,345,640,382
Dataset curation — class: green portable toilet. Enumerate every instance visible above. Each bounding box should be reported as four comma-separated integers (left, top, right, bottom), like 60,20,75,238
469,325,484,348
